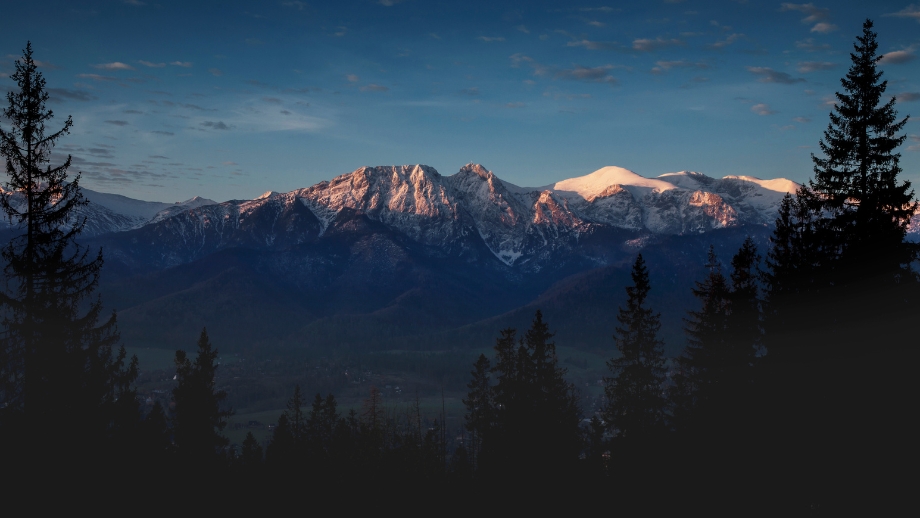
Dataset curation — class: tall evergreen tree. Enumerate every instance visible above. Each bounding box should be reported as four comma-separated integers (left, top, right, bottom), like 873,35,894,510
672,242,762,432
239,431,264,469
462,353,493,472
0,43,136,448
671,246,729,429
810,19,915,277
481,312,581,476
764,19,917,361
266,386,310,469
604,254,667,438
726,237,762,363
172,328,232,465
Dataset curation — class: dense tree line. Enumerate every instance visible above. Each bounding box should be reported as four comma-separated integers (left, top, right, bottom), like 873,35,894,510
0,21,916,510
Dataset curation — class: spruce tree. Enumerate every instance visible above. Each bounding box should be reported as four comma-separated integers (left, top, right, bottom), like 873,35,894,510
172,328,231,465
726,237,762,363
604,254,667,438
671,246,729,429
810,19,915,277
239,431,264,469
462,353,493,473
764,19,917,361
672,242,762,432
482,312,581,477
0,43,136,448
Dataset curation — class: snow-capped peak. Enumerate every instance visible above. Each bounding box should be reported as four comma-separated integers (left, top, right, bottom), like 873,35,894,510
551,166,677,201
721,175,799,194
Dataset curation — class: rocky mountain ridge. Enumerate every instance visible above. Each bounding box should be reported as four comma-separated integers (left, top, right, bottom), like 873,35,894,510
81,163,799,269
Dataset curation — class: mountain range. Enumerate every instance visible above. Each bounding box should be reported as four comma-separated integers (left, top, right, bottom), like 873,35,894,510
3,164,803,355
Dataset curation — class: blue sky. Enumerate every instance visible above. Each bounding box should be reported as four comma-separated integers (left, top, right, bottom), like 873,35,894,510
2,1,920,203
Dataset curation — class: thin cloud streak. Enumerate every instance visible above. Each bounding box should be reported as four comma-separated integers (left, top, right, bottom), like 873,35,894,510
747,67,806,84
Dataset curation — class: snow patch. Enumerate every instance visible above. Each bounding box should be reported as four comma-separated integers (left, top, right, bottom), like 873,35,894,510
550,166,677,200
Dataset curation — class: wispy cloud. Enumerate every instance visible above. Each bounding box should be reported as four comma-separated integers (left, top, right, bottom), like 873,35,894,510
511,54,548,75
47,88,97,102
880,47,916,64
567,39,618,50
93,62,134,70
780,3,836,32
810,22,837,33
200,121,233,130
908,135,920,151
747,67,805,84
460,87,480,96
281,1,306,9
208,68,223,76
104,120,130,126
346,74,359,83
793,116,811,123
505,102,525,108
151,130,175,136
707,33,742,49
796,38,831,52
479,36,505,42
77,73,117,82
170,61,193,68
885,4,920,22
360,84,389,92
751,103,776,116
138,60,166,68
510,54,618,85
517,25,530,34
556,65,618,84
898,92,920,101
797,61,836,73
651,60,707,73
632,37,683,52
179,103,214,111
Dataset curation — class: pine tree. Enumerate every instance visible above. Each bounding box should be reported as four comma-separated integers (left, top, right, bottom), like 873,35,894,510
521,310,581,464
0,42,136,448
671,246,730,429
810,19,916,277
604,254,667,438
726,237,762,363
172,328,232,465
481,312,581,477
672,242,762,432
266,385,311,469
239,431,264,469
462,353,493,473
763,20,917,361
761,191,829,361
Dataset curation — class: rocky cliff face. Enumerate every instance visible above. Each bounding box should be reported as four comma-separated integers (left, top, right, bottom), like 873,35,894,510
76,163,800,269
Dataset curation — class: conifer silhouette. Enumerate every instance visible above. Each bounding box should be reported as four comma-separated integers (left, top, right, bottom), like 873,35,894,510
605,254,667,438
0,43,136,450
